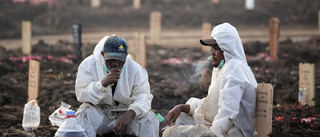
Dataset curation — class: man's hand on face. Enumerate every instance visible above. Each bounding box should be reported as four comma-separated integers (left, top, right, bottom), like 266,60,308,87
113,110,136,136
101,68,121,87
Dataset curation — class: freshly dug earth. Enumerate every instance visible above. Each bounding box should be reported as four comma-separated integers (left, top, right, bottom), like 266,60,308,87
1,0,320,136
1,36,320,136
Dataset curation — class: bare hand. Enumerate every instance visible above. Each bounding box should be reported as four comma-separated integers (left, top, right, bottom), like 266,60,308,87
166,104,190,126
113,110,135,136
101,68,121,87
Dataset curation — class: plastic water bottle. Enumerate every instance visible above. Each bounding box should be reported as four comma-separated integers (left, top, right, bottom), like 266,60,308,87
54,110,87,137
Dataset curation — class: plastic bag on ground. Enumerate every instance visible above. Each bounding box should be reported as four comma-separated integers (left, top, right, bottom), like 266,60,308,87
22,100,40,131
54,110,87,137
49,102,71,127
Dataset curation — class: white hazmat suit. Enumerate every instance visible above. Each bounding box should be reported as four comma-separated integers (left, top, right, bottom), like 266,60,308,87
75,36,159,137
164,23,257,137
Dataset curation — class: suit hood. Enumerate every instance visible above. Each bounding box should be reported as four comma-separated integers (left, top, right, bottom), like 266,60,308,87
211,23,247,64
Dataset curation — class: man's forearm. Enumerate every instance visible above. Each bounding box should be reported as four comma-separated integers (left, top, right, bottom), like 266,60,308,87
179,104,191,113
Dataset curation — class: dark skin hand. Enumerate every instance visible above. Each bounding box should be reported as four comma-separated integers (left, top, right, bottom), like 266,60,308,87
101,68,121,87
113,110,136,136
166,104,191,126
167,105,217,137
100,51,125,87
101,68,134,135
100,53,133,135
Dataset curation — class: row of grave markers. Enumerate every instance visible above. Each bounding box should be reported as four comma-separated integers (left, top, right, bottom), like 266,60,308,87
18,4,318,137
90,0,255,10
200,17,281,58
255,63,316,137
26,23,316,137
23,14,317,107
21,10,320,60
16,1,318,136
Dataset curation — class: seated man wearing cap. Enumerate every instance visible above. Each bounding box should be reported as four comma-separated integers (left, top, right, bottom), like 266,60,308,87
75,35,159,137
163,23,257,137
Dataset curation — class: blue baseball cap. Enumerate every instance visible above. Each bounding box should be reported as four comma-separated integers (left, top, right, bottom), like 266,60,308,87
103,36,128,61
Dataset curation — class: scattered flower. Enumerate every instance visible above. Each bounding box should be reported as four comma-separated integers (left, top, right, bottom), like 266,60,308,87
159,58,193,64
275,116,283,121
301,117,315,123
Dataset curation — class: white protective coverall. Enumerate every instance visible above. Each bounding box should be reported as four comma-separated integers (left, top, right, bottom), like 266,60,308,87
164,23,257,137
75,36,159,137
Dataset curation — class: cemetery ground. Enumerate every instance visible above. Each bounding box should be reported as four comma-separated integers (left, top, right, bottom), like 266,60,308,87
1,33,320,136
1,0,320,136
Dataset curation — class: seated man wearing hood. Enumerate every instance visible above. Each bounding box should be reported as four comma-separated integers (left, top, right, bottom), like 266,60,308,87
75,35,159,137
164,23,258,137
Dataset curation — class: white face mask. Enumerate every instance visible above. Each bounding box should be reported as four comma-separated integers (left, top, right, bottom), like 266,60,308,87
102,64,124,73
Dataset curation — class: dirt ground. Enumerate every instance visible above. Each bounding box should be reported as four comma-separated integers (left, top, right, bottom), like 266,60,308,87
1,35,320,136
1,0,320,137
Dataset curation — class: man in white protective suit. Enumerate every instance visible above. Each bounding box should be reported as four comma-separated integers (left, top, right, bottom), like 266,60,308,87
75,35,159,137
163,23,258,137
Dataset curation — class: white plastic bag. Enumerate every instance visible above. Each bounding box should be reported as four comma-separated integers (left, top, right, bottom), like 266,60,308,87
49,102,71,127
22,100,40,131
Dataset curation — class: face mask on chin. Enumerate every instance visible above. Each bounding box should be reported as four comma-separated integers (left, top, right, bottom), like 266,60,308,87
218,59,225,69
102,64,124,73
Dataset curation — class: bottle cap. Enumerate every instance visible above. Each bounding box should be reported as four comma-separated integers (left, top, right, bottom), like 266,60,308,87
66,110,75,116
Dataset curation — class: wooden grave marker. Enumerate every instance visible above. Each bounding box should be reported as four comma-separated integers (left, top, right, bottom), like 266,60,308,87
91,0,100,8
245,0,255,10
129,33,147,68
299,63,315,106
133,0,141,9
255,83,273,137
128,34,138,64
318,10,320,35
212,0,219,4
22,21,32,55
28,60,40,103
150,11,161,45
136,33,146,68
201,22,212,52
268,17,280,59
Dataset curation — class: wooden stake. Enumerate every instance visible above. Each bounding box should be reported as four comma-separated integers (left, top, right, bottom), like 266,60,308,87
268,17,280,59
201,22,212,52
91,0,100,8
318,10,320,35
255,83,273,137
245,0,255,10
130,33,147,68
299,63,315,106
22,21,32,55
212,0,219,4
28,60,40,102
150,11,161,45
133,0,141,9
138,33,146,68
